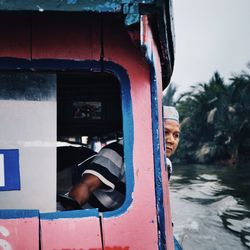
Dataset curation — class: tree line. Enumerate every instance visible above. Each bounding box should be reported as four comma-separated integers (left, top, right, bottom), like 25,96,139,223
163,65,250,167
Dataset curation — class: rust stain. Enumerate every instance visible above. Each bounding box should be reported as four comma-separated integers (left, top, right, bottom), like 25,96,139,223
136,168,139,177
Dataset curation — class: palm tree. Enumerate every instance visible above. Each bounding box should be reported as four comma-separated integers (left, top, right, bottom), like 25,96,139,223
175,70,250,165
162,83,177,106
224,71,250,164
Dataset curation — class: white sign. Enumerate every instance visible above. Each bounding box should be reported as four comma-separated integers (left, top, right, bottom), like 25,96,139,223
0,154,5,187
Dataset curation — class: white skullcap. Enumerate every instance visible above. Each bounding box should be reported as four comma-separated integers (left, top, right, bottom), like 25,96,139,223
163,106,179,123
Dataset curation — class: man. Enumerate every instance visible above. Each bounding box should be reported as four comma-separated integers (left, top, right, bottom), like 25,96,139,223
60,106,180,211
59,139,125,211
163,106,183,250
163,106,180,179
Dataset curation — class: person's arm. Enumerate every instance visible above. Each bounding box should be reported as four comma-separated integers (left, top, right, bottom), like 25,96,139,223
68,173,102,207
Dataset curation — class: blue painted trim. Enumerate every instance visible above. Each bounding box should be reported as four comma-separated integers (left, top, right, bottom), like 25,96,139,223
0,2,123,12
0,209,39,219
0,149,20,191
0,0,154,13
0,58,102,72
143,31,167,248
40,208,99,220
149,60,166,249
102,62,134,218
174,236,183,250
0,58,134,220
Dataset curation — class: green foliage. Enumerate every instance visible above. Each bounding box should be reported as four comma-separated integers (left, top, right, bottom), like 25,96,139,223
174,69,250,165
162,83,177,106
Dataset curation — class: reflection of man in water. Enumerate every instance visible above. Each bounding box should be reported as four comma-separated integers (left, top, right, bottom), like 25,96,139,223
61,139,125,211
163,106,180,179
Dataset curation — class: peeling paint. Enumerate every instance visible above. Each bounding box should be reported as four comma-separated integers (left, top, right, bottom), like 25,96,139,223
0,226,10,237
66,0,78,4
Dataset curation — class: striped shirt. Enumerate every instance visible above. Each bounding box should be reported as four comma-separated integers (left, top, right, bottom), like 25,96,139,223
166,157,173,180
82,140,125,211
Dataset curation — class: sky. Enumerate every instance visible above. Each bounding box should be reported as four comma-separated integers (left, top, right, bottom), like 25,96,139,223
170,0,250,96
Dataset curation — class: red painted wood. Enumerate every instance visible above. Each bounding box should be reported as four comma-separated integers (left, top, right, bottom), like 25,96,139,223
142,16,174,249
100,17,159,250
32,13,101,60
0,13,174,249
0,13,31,59
40,217,102,250
102,17,144,68
0,217,39,250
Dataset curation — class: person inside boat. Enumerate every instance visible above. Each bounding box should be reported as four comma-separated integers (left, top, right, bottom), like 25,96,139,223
163,106,180,180
58,138,125,211
58,107,180,211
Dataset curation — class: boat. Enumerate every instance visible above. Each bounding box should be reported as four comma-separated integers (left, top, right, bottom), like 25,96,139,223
0,1,180,249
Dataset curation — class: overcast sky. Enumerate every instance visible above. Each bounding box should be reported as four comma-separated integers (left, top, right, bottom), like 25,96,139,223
170,0,250,96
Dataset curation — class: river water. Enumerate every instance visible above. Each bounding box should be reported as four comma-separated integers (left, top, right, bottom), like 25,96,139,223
170,164,250,250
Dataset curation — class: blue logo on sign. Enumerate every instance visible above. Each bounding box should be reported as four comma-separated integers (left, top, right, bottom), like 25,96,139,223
0,149,20,191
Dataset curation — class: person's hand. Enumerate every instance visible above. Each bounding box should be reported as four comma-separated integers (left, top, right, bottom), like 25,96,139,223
68,174,102,207
57,194,82,210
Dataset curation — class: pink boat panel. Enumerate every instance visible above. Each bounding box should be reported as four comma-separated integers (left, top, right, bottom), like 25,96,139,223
99,16,157,249
141,16,174,249
40,216,102,250
0,13,174,250
0,217,39,250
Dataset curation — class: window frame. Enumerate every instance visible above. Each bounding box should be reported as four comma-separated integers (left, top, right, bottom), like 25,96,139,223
0,58,134,219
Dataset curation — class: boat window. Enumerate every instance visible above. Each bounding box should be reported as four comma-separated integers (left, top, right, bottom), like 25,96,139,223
0,71,125,213
56,72,124,212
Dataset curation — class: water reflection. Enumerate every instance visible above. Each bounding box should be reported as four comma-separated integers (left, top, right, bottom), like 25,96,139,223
170,164,250,250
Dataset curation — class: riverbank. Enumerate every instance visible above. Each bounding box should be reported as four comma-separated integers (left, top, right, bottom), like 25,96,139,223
174,146,250,168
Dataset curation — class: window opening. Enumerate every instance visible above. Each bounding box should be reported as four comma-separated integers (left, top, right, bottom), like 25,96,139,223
0,70,127,213
56,72,125,212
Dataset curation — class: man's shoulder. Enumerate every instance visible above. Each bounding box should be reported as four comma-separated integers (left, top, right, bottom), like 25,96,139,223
103,139,123,157
166,157,173,173
166,158,172,166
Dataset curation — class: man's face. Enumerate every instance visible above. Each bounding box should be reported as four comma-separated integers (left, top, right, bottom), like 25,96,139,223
164,119,180,158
